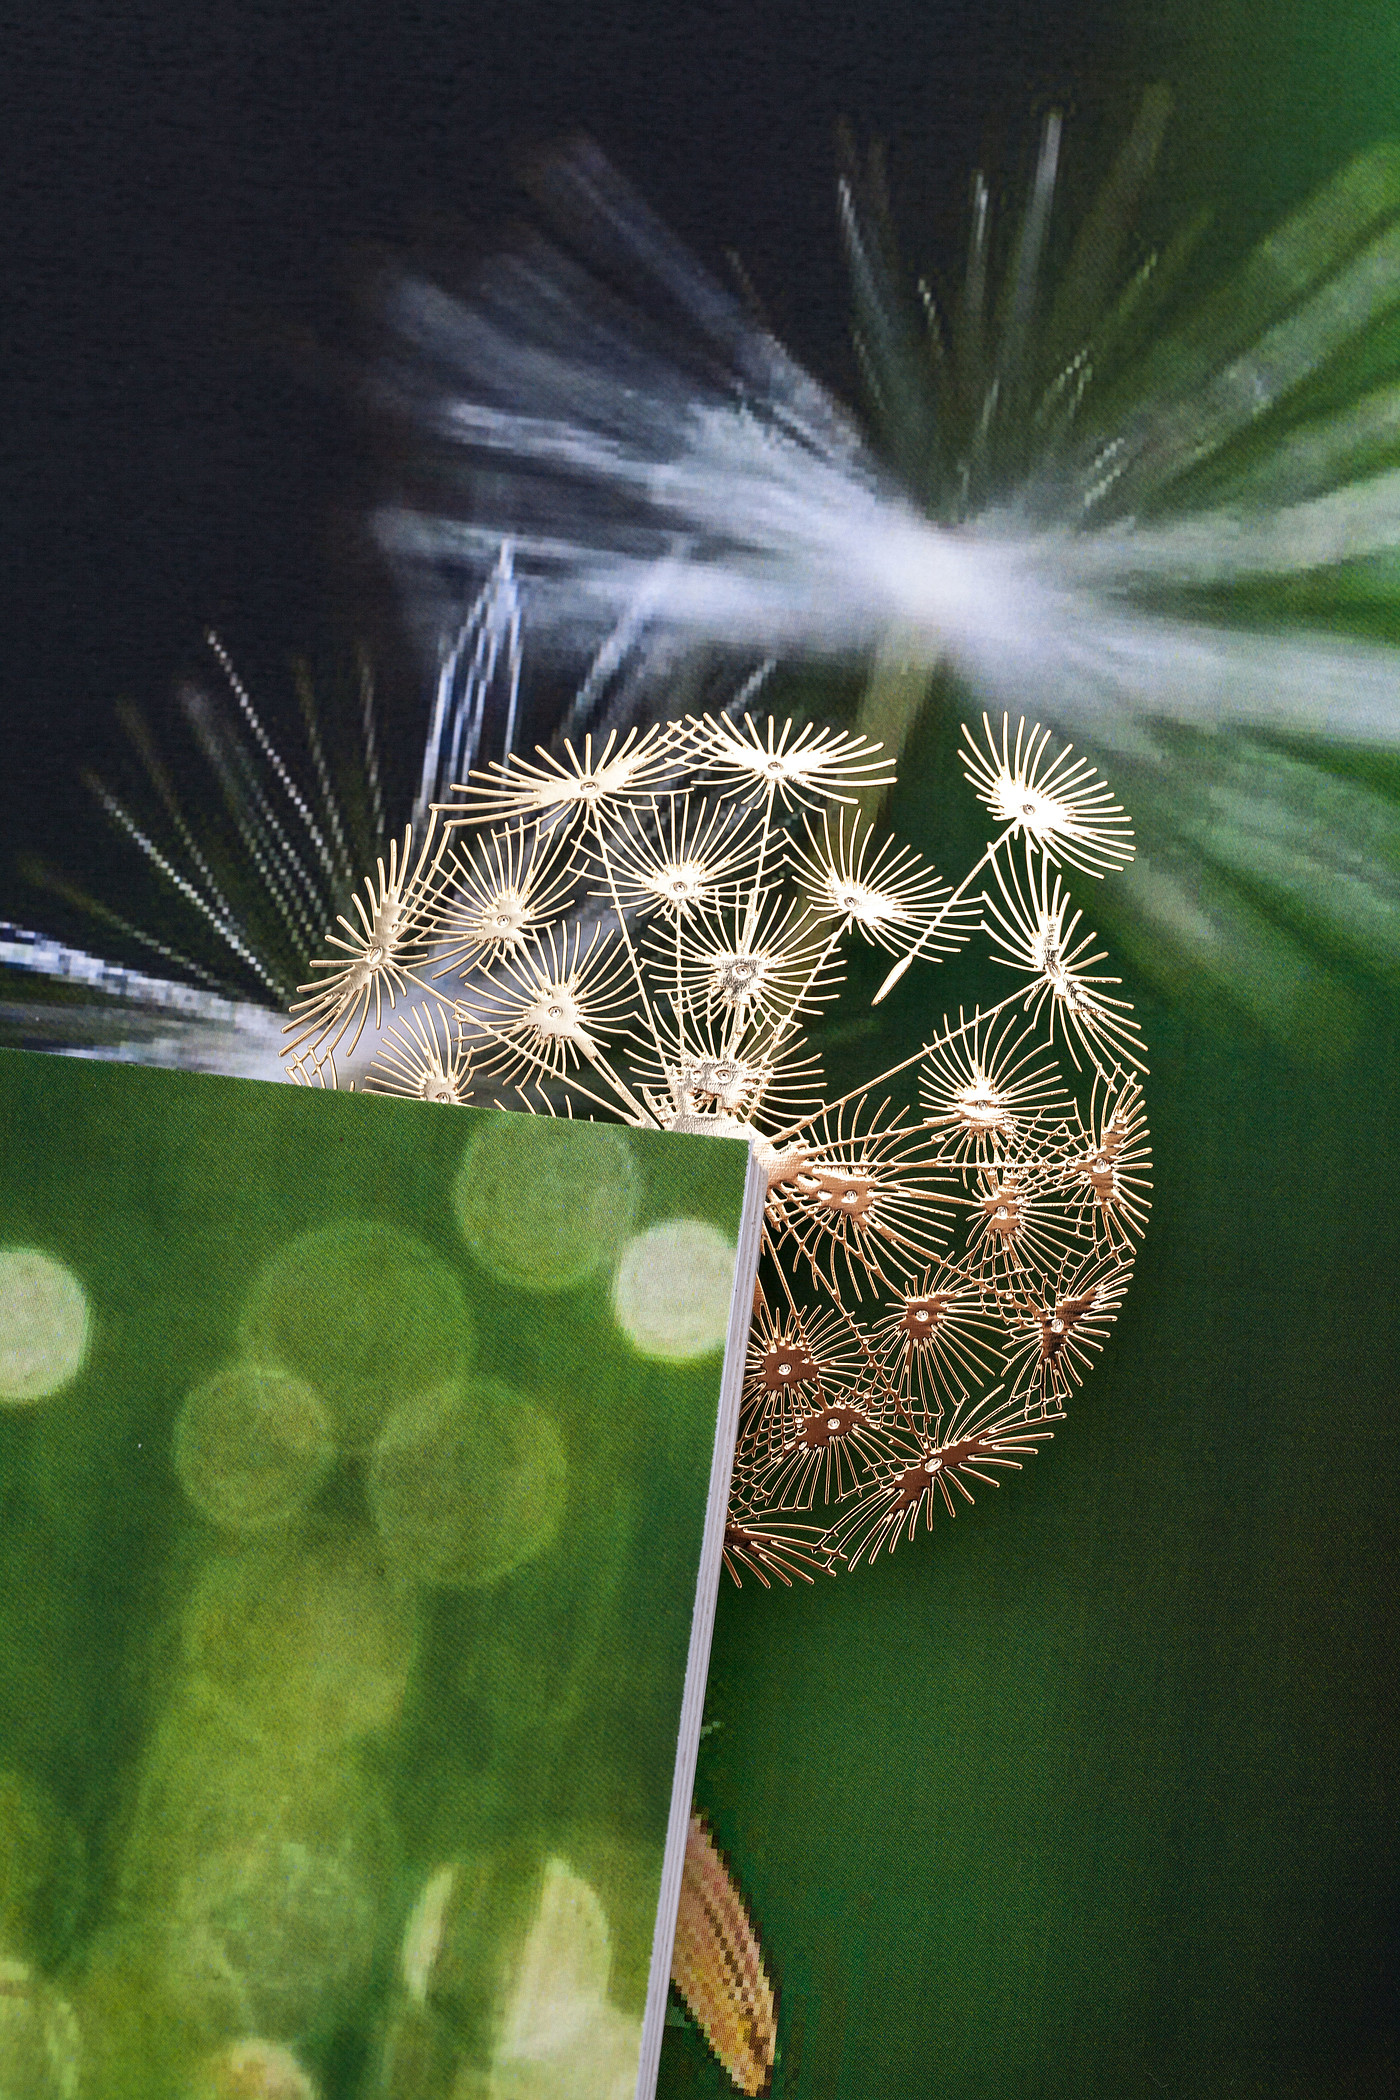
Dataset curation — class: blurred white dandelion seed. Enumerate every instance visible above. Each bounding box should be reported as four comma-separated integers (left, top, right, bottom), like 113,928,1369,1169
373,104,1400,1058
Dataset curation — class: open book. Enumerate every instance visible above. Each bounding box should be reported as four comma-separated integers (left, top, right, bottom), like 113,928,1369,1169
0,1045,765,2100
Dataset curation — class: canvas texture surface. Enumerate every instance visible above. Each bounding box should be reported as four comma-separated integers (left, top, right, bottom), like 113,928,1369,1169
0,1046,754,2100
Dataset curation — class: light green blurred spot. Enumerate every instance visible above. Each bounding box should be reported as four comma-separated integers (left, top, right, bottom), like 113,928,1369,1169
452,1118,640,1294
0,1957,80,2100
549,1825,664,2020
0,1247,90,1405
163,1836,376,2048
184,2039,319,2100
492,1858,644,2097
173,1363,336,1534
238,1222,473,1452
182,1522,417,1745
369,1379,567,1589
611,1219,736,1361
117,1683,395,1923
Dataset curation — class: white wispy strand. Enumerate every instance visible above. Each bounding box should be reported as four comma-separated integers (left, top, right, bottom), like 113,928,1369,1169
378,139,1400,751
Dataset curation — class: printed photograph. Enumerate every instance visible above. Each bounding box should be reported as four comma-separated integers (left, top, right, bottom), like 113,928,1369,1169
0,1047,752,2100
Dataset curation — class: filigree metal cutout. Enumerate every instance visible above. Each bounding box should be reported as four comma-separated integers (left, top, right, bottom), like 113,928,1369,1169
283,705,1151,1577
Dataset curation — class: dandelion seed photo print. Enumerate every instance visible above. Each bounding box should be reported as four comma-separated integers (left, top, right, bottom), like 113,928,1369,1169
0,1047,757,2100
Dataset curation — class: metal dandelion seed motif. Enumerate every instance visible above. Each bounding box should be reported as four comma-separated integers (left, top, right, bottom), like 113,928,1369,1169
283,703,1150,1581
961,714,1136,879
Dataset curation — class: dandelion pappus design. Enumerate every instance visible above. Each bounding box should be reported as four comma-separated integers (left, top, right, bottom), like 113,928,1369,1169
444,722,681,827
426,818,578,974
870,1264,1003,1429
687,711,895,812
284,824,445,1064
961,1160,1080,1288
828,1389,1062,1566
740,1302,863,1467
757,1397,902,1512
283,702,1148,1585
983,845,1147,1075
961,713,1135,878
363,1005,474,1105
1059,1069,1153,1250
1004,1254,1130,1411
721,1513,834,1591
919,1008,1070,1164
770,1101,953,1301
789,807,977,957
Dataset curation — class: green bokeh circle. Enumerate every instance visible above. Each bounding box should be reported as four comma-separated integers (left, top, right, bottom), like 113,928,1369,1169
452,1118,640,1294
173,1362,336,1534
0,1247,90,1405
368,1378,567,1590
238,1222,473,1452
